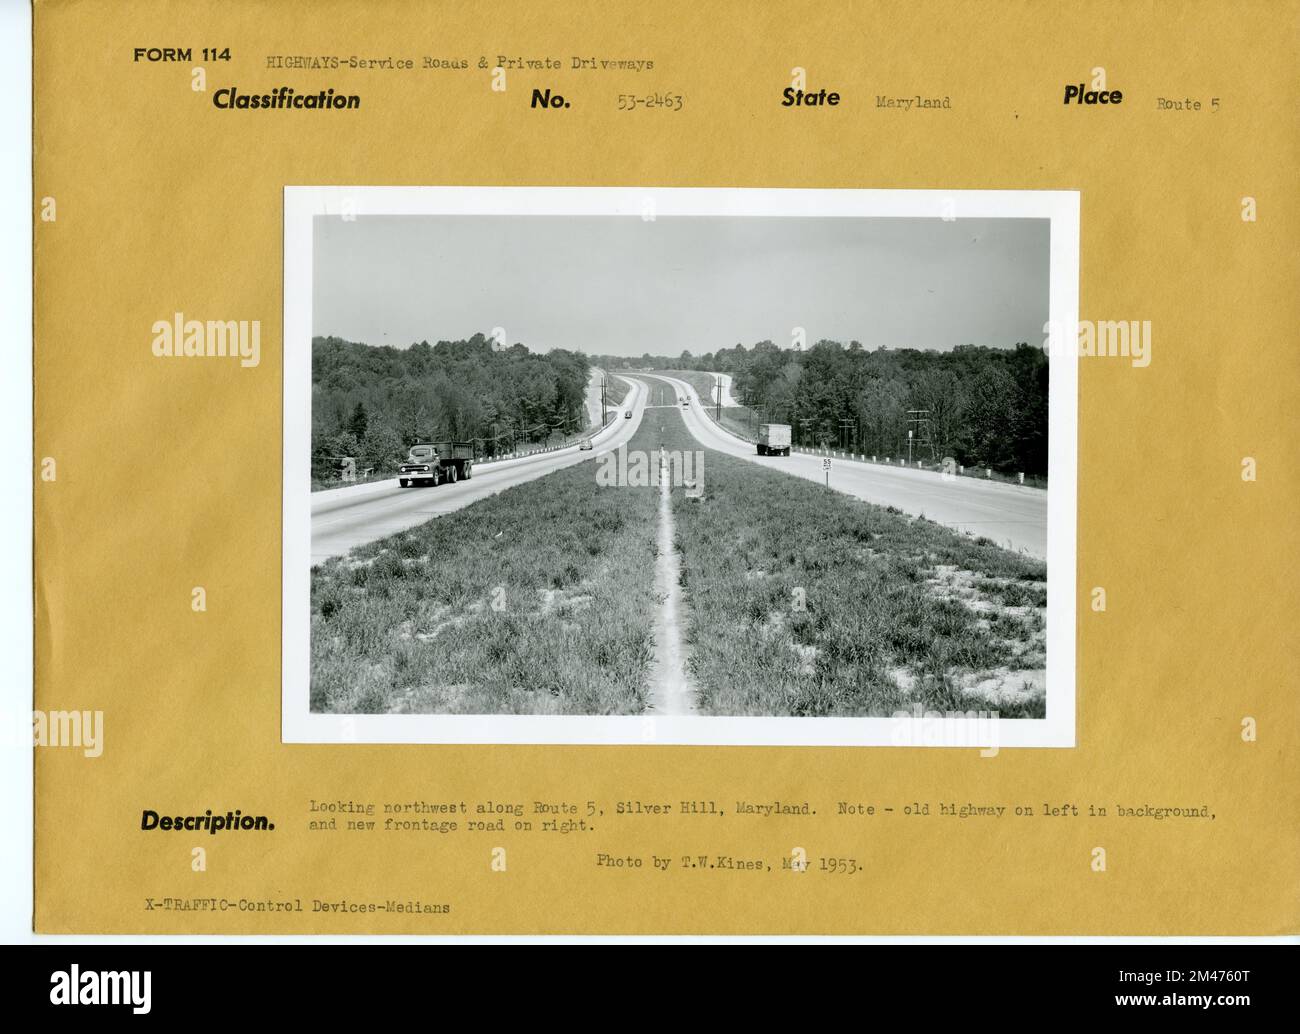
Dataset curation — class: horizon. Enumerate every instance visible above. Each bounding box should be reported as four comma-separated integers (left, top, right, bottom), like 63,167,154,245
312,332,1040,359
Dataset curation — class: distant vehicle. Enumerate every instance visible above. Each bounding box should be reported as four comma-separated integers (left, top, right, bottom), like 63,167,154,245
756,423,792,457
398,441,474,487
579,438,593,451
624,410,632,419
681,396,689,408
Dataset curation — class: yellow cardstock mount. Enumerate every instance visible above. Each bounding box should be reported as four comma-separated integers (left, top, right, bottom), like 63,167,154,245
32,0,1299,935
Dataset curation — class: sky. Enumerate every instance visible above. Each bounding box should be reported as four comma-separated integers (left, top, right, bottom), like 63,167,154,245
312,214,1049,356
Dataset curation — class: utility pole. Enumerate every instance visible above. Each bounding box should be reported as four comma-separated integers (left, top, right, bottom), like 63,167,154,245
601,377,607,428
906,409,935,464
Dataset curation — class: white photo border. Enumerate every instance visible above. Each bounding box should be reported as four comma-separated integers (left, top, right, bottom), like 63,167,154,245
282,186,1079,747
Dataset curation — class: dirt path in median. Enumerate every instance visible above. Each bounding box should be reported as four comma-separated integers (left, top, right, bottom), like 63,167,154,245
647,448,697,715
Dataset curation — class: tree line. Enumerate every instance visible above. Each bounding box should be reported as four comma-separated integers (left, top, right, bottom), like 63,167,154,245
594,340,1049,476
312,334,591,480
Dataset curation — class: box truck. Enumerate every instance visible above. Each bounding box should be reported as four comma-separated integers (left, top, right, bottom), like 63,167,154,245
757,423,791,456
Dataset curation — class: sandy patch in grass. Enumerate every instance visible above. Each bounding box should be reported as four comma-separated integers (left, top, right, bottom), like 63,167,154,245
959,667,1047,708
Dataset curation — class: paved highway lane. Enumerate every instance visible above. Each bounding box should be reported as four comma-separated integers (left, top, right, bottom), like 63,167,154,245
311,376,645,562
707,370,742,408
655,374,1047,560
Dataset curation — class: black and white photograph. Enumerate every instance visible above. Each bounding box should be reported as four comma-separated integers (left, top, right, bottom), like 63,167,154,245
283,188,1077,745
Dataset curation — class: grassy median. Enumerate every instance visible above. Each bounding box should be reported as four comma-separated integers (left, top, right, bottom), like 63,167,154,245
640,386,1048,718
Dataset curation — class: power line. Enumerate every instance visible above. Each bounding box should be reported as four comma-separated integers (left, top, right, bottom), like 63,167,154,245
906,409,936,464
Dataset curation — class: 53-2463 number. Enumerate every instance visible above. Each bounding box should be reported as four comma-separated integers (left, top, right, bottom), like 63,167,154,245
618,93,684,111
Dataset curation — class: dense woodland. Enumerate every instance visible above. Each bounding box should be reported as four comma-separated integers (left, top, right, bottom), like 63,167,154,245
313,334,1049,481
312,335,591,479
595,340,1049,476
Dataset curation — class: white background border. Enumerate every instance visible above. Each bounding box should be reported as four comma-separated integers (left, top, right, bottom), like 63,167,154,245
282,188,1076,743
283,186,1079,747
1,2,1285,946
1,0,33,940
